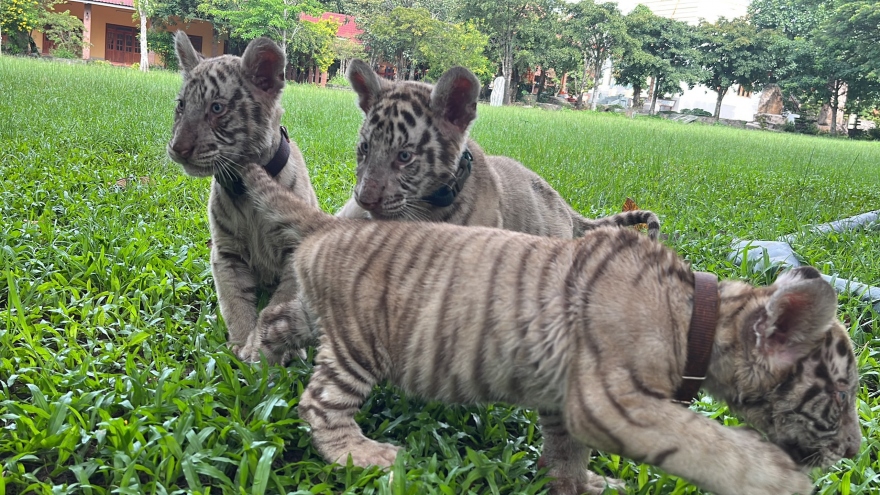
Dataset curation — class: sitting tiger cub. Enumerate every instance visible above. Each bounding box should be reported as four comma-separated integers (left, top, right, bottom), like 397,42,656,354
239,161,861,495
166,32,318,363
336,59,659,239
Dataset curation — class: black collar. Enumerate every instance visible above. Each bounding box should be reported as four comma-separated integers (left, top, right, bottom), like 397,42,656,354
421,149,473,207
673,271,719,406
217,126,291,196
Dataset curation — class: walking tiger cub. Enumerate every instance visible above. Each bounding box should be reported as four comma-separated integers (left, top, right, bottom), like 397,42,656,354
239,161,860,495
336,59,660,240
166,33,318,363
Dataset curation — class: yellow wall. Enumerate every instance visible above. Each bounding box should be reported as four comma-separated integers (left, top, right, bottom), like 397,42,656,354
89,5,140,61
32,3,221,64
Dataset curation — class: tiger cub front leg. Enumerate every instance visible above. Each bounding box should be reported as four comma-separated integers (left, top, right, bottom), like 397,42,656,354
253,269,315,365
539,411,624,495
299,361,400,467
563,393,813,495
211,247,261,361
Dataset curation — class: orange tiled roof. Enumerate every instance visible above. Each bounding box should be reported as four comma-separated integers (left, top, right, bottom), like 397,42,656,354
300,12,363,41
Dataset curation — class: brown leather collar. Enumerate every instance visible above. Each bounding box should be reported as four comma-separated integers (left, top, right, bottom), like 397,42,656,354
673,271,719,406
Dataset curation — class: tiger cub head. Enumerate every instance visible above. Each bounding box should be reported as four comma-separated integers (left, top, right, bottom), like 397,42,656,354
167,32,286,179
712,266,861,469
347,60,480,219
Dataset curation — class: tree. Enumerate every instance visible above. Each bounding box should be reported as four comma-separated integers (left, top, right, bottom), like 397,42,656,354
362,6,436,80
640,15,699,114
133,0,153,70
459,0,554,105
563,1,627,110
822,0,880,84
41,8,86,58
695,17,772,119
748,0,833,39
290,16,339,75
759,0,878,135
332,37,366,78
614,4,658,111
1,0,52,54
420,20,491,82
362,7,490,83
199,0,323,58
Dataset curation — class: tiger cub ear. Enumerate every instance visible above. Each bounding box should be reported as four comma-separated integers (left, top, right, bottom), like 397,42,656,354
431,66,480,135
347,59,385,113
174,30,202,77
241,37,286,98
753,268,838,370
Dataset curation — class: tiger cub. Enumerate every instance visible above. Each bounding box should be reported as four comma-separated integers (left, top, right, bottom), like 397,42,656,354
166,32,318,363
336,59,660,239
240,160,860,495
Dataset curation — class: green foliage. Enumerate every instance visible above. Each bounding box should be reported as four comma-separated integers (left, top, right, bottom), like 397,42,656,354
680,108,713,117
1,0,72,54
146,29,177,70
458,0,556,104
1,0,44,35
291,17,339,73
2,55,880,494
695,17,773,118
562,1,627,109
198,0,323,52
614,4,658,108
748,0,834,39
42,9,85,57
362,6,490,83
421,21,491,82
328,73,350,86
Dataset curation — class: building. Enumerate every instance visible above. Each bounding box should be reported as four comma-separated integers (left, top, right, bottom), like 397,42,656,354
31,0,221,65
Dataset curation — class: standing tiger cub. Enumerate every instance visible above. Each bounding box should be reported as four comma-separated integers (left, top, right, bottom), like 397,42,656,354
240,160,860,495
336,59,660,239
166,32,318,363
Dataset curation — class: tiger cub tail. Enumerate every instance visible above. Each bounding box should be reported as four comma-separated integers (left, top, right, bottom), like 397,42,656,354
574,210,661,240
240,162,335,244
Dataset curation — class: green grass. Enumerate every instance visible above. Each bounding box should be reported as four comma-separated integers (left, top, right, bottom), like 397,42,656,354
1,55,879,494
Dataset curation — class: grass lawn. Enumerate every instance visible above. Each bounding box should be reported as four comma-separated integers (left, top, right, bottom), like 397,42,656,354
1,55,879,494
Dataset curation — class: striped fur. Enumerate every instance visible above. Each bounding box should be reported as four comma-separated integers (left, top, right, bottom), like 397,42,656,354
336,59,660,239
166,33,318,363
241,162,861,495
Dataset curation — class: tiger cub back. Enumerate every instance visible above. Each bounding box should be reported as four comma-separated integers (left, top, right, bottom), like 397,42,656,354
237,161,860,495
166,32,318,363
335,59,659,239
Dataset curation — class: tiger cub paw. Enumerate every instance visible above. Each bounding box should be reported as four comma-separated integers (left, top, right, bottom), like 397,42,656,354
330,439,401,469
229,338,260,364
547,471,625,495
732,429,814,495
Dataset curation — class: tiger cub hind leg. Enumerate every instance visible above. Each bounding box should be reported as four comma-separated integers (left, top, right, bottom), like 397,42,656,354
538,411,624,495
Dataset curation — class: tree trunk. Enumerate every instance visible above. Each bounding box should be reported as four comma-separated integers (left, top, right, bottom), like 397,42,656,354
536,71,546,100
138,6,149,71
632,81,642,110
395,53,404,81
829,79,842,136
713,86,725,119
577,53,588,108
280,27,288,81
502,36,513,105
590,56,602,111
648,75,661,115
